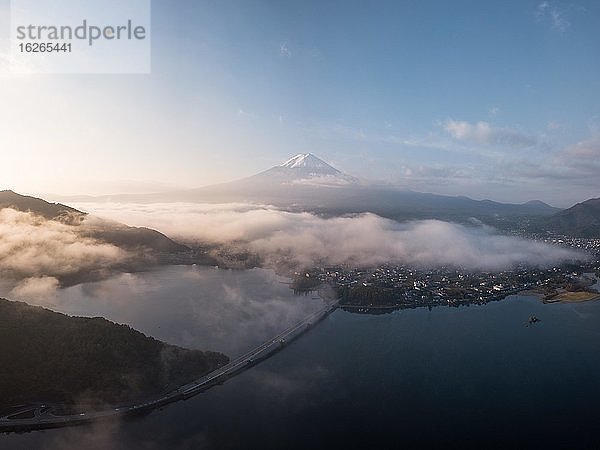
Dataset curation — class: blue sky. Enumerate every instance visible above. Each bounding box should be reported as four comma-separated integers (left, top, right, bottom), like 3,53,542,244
1,0,599,206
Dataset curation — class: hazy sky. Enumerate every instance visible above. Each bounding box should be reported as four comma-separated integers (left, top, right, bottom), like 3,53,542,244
1,0,599,206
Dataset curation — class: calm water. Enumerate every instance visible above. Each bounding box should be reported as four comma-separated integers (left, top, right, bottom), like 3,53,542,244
1,266,325,357
2,268,600,449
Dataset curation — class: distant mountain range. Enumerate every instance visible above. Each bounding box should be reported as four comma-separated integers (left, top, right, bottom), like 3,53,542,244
6,153,600,237
53,153,561,224
542,198,600,238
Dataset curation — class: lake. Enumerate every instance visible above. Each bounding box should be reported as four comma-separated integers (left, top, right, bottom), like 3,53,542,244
0,266,325,357
1,266,600,449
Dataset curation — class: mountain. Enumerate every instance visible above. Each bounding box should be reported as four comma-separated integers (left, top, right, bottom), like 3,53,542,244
152,154,559,222
0,298,227,406
523,200,557,210
197,153,359,194
543,198,600,237
280,153,346,174
0,190,187,254
271,153,359,184
0,190,84,224
47,154,560,223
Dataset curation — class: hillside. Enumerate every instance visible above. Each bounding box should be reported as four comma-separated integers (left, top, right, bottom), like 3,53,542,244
544,198,600,238
0,298,228,406
0,190,188,254
0,190,84,224
84,222,189,253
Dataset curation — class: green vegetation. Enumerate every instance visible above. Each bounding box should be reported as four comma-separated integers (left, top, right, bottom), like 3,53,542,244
543,197,600,238
338,285,398,306
291,273,321,294
0,298,228,406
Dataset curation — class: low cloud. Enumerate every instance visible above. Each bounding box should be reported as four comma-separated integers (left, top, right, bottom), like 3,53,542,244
444,120,537,148
0,208,128,282
10,276,59,303
248,365,329,406
50,268,325,357
74,202,583,271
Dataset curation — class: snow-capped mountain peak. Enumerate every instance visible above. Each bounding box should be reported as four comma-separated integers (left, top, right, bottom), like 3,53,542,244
266,153,359,186
279,153,340,174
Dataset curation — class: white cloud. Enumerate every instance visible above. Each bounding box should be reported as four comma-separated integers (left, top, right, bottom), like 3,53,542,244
300,118,597,204
445,120,494,144
536,1,551,18
10,276,59,303
0,208,128,281
73,202,584,271
279,42,292,57
555,138,600,173
444,119,537,148
550,9,569,32
536,2,569,32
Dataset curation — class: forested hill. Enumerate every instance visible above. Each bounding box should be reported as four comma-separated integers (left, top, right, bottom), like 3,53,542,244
0,189,188,254
0,190,83,222
543,198,600,238
0,298,228,406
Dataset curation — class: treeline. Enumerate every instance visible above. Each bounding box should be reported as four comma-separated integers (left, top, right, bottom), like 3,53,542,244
0,298,228,406
337,285,398,306
291,273,321,294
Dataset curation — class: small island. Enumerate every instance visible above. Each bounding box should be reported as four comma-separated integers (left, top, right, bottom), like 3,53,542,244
0,298,228,408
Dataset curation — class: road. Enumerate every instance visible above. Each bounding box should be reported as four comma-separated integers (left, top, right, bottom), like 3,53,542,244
0,297,339,433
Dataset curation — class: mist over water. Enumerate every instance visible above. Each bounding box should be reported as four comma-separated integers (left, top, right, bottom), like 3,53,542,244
3,294,600,449
0,202,594,448
0,208,127,284
0,266,324,357
0,202,584,303
72,202,584,270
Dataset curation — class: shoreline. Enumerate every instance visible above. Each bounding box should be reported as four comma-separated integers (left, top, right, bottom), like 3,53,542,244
341,288,524,313
340,286,600,314
0,298,339,434
521,289,600,304
546,292,600,304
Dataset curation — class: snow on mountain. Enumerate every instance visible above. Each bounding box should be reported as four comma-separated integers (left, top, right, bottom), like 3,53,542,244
280,153,340,173
272,153,359,186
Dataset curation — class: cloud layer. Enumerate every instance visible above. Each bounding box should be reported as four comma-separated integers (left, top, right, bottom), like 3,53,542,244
73,202,583,271
0,208,127,282
9,276,59,303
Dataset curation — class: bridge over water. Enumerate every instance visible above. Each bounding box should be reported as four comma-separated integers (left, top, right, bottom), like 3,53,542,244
0,297,339,433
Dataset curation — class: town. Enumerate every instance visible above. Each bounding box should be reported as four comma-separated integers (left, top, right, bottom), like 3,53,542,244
291,234,600,312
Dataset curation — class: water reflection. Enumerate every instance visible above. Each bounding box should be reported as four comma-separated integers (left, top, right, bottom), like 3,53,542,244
1,266,325,356
3,281,600,448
